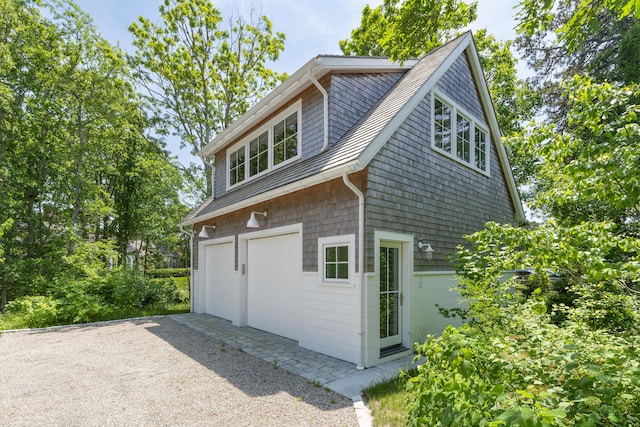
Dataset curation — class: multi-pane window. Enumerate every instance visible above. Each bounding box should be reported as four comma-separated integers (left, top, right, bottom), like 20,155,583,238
227,103,300,188
273,112,298,166
325,245,349,280
249,131,268,177
474,127,487,171
229,146,245,186
434,99,452,153
433,95,489,173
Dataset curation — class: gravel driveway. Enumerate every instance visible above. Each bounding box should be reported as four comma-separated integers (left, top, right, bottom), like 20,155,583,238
0,317,358,426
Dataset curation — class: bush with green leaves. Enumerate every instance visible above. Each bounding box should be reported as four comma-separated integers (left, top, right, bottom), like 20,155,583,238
406,220,640,426
5,266,185,328
6,295,59,328
407,302,640,426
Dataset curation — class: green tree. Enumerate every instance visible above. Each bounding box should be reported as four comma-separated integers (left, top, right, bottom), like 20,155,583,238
0,0,188,306
339,0,478,59
516,0,640,53
340,0,538,136
512,77,640,232
128,0,286,197
515,0,640,124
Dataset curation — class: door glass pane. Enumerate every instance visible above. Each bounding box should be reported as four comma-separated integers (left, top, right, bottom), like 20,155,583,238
380,247,388,293
380,294,389,338
380,246,399,340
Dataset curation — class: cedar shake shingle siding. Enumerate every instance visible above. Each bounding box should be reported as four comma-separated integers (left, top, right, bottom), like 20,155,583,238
193,173,363,271
366,53,516,271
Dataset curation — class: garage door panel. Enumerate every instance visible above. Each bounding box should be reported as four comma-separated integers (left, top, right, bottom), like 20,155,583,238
204,242,235,321
247,233,300,341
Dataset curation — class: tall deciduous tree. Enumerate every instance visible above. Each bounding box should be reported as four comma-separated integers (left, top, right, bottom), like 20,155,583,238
515,0,640,124
514,77,640,233
339,0,477,59
128,0,286,197
0,0,188,307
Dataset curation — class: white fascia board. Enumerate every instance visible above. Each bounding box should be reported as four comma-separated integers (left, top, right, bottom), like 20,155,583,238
178,161,359,226
198,56,417,158
465,37,526,223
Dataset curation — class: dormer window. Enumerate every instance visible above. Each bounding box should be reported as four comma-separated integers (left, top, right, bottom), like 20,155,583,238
226,101,301,189
432,93,489,174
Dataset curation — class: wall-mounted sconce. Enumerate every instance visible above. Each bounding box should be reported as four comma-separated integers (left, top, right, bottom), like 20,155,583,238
417,239,434,260
198,225,216,239
246,211,267,228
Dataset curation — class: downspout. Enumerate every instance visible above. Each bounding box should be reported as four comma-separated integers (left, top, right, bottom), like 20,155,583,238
309,67,329,153
179,225,194,313
200,156,215,200
343,172,366,370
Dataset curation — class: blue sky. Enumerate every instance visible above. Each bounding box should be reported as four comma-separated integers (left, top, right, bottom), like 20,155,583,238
72,0,525,166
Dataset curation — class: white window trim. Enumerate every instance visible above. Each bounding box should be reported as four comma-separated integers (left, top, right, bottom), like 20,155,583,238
431,92,491,176
318,234,356,285
226,100,302,190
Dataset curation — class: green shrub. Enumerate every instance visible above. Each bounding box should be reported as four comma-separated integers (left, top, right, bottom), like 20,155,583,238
145,268,190,278
6,295,59,328
91,268,184,309
407,305,640,426
53,280,112,324
405,221,640,426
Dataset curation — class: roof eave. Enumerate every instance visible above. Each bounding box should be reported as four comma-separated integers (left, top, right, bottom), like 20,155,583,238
198,56,418,158
178,161,361,227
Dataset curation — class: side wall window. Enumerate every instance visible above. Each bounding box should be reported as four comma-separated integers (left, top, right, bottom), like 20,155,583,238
318,235,356,284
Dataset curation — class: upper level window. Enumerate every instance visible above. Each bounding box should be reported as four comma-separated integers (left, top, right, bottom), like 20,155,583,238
432,94,490,174
226,101,301,189
434,99,452,153
474,127,487,171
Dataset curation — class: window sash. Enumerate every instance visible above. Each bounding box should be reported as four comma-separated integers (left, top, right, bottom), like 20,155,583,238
229,147,245,186
249,131,269,177
273,112,298,166
474,127,487,171
324,244,349,280
434,99,452,153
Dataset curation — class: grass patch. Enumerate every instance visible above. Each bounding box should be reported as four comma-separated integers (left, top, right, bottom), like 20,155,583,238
363,372,413,427
0,302,190,331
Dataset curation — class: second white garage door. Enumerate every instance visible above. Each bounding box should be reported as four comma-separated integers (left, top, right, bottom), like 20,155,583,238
247,232,301,341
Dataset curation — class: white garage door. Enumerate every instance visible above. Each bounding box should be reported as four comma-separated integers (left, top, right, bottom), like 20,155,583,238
204,241,235,321
247,232,301,341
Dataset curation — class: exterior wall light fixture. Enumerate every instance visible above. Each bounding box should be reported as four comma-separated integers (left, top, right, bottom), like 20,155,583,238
247,211,267,228
198,225,216,238
417,239,434,260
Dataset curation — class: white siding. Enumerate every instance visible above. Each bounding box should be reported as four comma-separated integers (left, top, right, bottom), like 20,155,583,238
299,272,360,364
410,272,464,345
